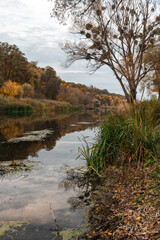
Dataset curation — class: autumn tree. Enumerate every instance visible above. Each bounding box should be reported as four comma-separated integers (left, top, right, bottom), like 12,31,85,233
22,83,35,98
41,66,61,100
56,82,92,105
56,82,68,102
143,42,160,98
68,87,92,105
52,0,160,102
0,42,29,86
0,80,23,98
26,61,44,89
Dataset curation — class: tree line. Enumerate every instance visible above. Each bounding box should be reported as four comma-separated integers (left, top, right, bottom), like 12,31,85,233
0,41,125,107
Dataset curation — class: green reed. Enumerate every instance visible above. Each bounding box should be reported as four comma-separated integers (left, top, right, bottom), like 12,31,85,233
78,100,160,173
3,104,35,117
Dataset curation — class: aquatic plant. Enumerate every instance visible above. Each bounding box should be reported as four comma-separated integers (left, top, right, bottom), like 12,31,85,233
78,100,160,172
98,113,159,165
3,104,35,117
77,136,104,175
58,104,84,113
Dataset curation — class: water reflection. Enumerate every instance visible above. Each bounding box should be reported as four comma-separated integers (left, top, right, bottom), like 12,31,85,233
0,160,40,180
0,111,103,162
0,111,105,239
59,167,101,210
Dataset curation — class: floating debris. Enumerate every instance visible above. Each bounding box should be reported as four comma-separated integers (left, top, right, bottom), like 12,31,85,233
0,160,39,178
77,122,93,125
7,129,54,143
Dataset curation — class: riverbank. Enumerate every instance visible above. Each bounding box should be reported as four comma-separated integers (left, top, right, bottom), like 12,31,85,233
82,165,159,239
0,95,84,116
80,99,160,239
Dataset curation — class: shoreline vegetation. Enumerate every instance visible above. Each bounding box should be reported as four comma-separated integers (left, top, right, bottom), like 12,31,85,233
77,99,160,239
0,40,159,239
0,95,85,116
0,41,126,116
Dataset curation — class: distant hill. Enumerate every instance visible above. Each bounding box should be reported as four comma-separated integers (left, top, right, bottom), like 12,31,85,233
0,41,126,107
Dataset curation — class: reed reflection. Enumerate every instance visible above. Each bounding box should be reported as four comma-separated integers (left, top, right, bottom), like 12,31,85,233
59,167,101,210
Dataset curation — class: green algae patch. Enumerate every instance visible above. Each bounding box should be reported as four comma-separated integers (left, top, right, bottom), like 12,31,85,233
53,228,84,240
0,221,27,237
60,228,81,240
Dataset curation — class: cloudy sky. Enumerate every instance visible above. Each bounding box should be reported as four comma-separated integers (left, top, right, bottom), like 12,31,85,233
0,0,128,95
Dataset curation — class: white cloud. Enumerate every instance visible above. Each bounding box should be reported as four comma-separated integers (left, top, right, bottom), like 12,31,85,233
0,0,124,95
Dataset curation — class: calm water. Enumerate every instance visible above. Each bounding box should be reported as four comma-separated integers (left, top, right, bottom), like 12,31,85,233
0,112,103,239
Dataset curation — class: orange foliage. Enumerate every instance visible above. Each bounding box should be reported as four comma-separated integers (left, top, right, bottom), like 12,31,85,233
0,80,23,98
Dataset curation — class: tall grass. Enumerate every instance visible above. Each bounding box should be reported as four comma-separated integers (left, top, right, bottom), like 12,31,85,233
130,99,160,126
3,104,35,117
0,95,12,112
77,136,102,176
78,100,160,172
58,104,84,113
0,95,85,115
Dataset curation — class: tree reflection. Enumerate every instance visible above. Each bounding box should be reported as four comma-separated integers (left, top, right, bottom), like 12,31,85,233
59,167,101,210
0,112,104,162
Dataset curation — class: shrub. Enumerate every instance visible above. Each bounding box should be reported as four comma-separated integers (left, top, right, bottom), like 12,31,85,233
22,83,34,98
0,95,12,106
130,100,160,126
3,103,35,117
0,80,23,98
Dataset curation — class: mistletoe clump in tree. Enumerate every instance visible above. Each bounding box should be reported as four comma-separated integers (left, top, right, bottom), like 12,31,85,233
52,0,160,102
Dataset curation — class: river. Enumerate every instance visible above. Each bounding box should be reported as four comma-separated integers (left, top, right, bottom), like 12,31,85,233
0,111,104,240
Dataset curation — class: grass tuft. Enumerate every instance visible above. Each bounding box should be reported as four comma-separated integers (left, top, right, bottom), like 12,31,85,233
3,104,35,117
78,100,160,173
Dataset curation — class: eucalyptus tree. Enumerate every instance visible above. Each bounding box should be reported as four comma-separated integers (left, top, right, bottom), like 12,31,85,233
52,0,160,102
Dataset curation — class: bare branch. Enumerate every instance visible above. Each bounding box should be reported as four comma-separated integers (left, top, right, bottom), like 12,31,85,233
52,0,160,102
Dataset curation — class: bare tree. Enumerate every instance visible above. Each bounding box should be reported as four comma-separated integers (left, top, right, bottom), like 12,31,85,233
52,0,160,102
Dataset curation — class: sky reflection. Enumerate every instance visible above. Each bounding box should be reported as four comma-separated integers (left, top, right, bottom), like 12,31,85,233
0,114,98,229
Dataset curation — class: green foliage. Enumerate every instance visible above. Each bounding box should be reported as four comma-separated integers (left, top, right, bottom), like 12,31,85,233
117,215,124,221
77,136,102,176
78,100,160,172
130,99,160,125
3,104,35,117
21,99,47,113
58,104,84,113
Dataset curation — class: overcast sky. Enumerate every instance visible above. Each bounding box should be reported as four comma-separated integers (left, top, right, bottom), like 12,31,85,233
0,0,131,95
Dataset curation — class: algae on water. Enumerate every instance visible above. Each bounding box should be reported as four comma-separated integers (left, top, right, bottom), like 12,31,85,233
0,221,24,237
53,228,84,240
60,228,81,240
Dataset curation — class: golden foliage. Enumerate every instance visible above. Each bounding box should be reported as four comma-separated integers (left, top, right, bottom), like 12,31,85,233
0,124,24,140
0,80,23,98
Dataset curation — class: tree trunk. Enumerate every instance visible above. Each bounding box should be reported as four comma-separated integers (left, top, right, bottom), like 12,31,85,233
158,87,160,100
130,88,137,102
